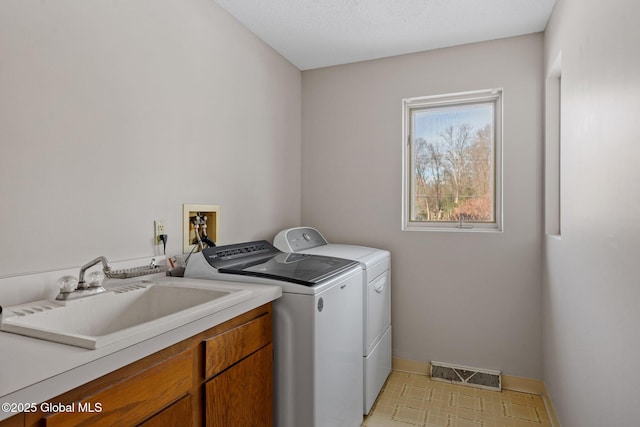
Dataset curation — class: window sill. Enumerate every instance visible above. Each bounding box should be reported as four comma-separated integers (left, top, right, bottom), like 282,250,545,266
402,224,503,233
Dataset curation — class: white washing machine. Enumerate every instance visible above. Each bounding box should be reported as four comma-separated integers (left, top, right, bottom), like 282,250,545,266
185,240,364,427
273,227,391,414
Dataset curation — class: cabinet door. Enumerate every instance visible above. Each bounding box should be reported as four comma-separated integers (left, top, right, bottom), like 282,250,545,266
205,344,273,427
138,394,193,427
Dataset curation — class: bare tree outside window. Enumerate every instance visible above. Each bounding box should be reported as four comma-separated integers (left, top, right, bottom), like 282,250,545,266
403,90,502,231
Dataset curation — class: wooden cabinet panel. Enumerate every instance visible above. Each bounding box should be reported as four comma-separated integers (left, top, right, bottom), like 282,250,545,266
138,394,193,427
0,414,24,427
205,343,273,427
204,311,272,379
43,348,193,427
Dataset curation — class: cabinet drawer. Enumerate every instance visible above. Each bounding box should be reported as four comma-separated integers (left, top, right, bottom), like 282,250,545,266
44,348,193,427
204,312,272,379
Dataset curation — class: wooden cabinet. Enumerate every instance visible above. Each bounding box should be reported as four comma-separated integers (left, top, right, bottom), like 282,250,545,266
2,303,273,427
204,309,272,378
138,395,193,427
43,347,194,427
203,310,273,427
206,344,273,427
0,414,23,427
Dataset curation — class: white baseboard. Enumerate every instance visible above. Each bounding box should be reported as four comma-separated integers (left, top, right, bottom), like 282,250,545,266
541,388,562,427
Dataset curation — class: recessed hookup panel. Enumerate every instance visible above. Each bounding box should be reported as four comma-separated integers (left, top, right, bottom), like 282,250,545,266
183,204,220,254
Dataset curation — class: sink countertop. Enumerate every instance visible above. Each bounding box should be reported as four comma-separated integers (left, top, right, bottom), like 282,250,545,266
0,277,282,422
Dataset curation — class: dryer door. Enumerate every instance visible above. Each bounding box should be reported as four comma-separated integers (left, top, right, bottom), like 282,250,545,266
365,269,391,354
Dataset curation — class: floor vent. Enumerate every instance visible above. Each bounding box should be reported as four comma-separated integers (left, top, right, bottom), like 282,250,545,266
430,361,501,391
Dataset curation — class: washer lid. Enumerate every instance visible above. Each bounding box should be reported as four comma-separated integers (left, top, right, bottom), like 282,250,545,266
201,240,358,286
220,252,359,286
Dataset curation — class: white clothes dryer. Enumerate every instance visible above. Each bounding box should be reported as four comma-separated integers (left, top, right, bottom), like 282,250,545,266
273,227,391,414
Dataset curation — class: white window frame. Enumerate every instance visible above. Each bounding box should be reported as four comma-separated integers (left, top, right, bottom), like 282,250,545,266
401,89,503,232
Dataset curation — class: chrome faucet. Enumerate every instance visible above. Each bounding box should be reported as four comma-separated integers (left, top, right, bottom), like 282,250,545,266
56,256,112,301
77,256,111,289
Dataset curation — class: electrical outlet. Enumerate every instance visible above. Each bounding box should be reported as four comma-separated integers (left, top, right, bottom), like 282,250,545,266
154,220,166,245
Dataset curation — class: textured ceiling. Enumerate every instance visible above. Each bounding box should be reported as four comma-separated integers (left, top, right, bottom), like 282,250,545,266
213,0,557,70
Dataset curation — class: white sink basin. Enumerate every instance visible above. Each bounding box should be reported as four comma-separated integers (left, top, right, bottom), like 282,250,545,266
0,280,252,349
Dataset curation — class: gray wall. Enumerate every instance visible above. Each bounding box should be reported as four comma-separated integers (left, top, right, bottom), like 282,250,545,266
543,0,640,425
301,34,544,379
0,0,302,277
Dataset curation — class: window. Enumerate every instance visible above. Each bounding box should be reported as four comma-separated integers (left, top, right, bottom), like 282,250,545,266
402,89,503,231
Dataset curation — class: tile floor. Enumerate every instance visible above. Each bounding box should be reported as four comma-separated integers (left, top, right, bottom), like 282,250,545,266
363,371,552,427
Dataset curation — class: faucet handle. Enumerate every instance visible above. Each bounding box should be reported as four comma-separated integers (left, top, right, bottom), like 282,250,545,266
57,275,78,293
86,271,105,288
